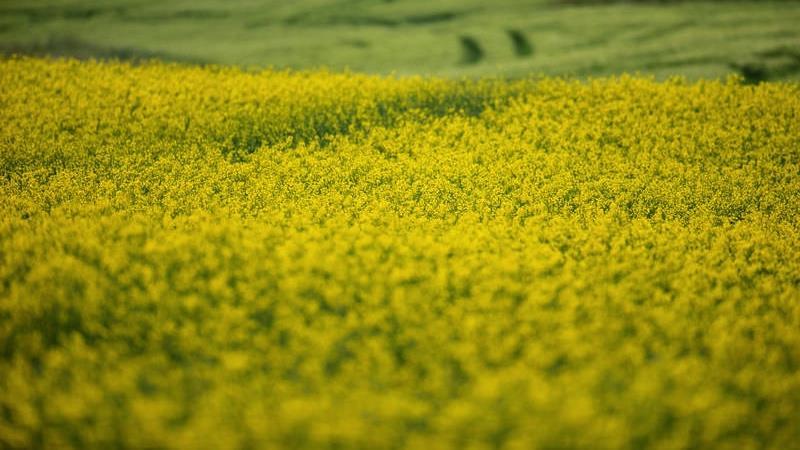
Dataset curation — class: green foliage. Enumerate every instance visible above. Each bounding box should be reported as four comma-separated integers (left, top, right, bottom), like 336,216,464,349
459,35,484,64
507,29,534,57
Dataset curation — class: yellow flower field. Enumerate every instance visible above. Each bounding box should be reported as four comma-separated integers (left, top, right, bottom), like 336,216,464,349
1,57,799,449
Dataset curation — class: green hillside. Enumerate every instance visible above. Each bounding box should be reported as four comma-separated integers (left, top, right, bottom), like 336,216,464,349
2,0,800,80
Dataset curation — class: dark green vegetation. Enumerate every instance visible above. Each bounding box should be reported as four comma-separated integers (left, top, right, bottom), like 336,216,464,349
2,0,800,80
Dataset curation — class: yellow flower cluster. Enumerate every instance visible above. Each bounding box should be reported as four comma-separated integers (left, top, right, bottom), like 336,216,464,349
1,57,799,449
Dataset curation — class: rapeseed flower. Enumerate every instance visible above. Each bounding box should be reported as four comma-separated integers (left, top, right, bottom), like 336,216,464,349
1,57,799,449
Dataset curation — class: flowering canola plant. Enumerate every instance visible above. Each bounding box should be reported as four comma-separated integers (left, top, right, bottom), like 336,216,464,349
1,57,799,449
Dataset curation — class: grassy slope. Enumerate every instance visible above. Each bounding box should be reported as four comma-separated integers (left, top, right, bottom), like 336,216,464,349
1,0,800,80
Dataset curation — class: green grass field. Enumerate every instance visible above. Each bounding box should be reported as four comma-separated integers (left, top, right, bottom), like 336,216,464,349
2,0,800,80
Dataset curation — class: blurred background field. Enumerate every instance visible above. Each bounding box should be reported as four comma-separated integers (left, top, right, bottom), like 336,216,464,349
1,0,800,81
